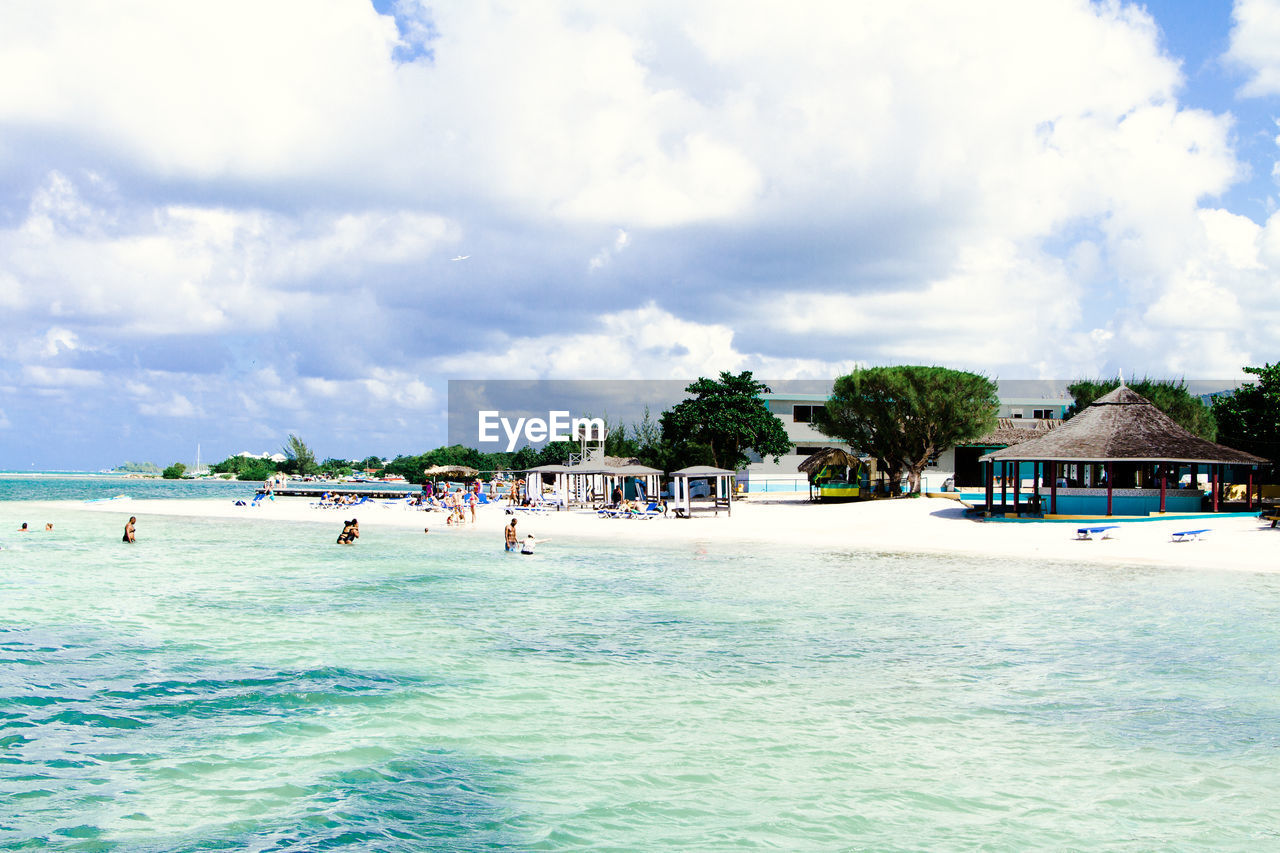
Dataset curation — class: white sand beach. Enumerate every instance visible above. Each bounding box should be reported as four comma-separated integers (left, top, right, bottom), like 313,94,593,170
39,493,1279,573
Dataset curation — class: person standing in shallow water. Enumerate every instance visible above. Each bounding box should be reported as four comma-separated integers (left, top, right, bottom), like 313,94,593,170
122,517,136,543
504,518,518,551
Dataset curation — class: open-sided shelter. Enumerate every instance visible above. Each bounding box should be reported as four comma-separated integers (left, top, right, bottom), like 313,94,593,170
980,386,1267,516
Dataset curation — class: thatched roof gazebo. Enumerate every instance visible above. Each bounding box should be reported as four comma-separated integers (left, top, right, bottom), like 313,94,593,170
423,464,479,480
979,386,1268,516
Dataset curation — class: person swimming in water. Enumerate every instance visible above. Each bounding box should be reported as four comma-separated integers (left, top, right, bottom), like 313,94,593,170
520,533,549,555
122,517,136,543
504,518,518,551
336,518,359,544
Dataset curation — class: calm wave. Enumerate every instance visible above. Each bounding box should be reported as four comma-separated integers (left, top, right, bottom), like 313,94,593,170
2,495,1279,849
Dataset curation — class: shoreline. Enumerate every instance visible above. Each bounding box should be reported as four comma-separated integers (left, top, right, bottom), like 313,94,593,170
9,493,1277,573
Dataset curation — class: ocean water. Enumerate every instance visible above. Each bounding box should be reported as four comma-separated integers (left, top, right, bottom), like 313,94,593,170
2,499,1280,849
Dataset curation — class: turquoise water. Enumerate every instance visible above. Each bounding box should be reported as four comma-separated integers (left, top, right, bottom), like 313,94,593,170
0,474,254,503
3,501,1280,849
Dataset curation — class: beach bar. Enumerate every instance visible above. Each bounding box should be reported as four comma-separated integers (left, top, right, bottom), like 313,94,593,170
979,386,1268,517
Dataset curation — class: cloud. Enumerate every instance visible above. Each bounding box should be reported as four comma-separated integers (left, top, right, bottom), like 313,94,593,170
436,303,858,381
138,394,198,418
1227,0,1280,96
1,1,1277,468
22,365,104,389
588,228,630,270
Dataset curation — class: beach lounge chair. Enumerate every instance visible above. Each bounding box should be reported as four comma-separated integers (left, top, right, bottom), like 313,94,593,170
1261,512,1280,528
1076,525,1118,540
1171,529,1210,542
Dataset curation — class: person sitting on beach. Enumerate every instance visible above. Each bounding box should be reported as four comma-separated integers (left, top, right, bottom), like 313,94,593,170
336,518,359,544
122,517,136,543
504,518,518,551
520,533,548,555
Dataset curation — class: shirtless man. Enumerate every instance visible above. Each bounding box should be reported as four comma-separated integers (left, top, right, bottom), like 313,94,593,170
122,517,136,543
504,518,518,551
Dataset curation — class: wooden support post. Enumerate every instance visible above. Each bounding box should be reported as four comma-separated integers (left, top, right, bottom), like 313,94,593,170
984,461,993,515
1212,465,1220,512
1049,461,1058,515
1159,463,1167,513
1248,469,1254,511
1013,464,1021,517
1106,461,1114,516
1001,461,1008,509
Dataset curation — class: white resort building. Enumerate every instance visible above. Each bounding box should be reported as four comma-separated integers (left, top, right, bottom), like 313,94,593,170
742,386,1075,494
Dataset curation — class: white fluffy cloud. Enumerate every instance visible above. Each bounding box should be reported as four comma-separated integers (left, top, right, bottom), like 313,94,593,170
1228,0,1280,96
1,0,1278,466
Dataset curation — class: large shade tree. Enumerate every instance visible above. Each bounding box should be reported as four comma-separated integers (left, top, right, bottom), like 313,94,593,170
660,371,792,471
817,365,998,494
1212,363,1280,465
1066,378,1216,440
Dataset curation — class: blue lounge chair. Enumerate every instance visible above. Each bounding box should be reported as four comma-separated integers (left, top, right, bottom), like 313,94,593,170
1076,526,1118,540
1171,529,1210,542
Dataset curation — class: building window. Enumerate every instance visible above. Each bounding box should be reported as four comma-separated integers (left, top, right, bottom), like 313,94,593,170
793,446,823,456
793,404,826,423
1032,408,1056,419
1010,408,1024,419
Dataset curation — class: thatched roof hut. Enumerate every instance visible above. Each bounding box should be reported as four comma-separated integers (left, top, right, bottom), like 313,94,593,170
797,447,861,477
977,386,1266,516
982,387,1265,465
423,464,480,479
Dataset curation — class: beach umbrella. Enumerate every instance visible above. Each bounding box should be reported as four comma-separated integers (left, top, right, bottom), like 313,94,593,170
422,465,479,479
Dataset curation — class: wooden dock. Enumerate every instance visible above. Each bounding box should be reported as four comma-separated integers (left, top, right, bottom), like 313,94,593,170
258,486,419,500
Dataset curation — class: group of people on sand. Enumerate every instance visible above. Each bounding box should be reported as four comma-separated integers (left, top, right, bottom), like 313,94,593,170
318,492,364,507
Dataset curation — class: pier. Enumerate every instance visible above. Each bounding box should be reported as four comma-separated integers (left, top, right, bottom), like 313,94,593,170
257,485,419,500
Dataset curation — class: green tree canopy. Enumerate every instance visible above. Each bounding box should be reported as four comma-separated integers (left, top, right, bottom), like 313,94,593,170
236,459,279,482
161,462,186,479
1211,363,1280,464
282,434,319,477
1067,378,1215,440
659,371,792,470
816,365,998,494
210,454,279,478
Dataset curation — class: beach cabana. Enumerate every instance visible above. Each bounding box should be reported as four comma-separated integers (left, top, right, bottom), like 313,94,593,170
525,463,573,507
671,465,735,517
560,457,663,506
605,464,663,504
979,386,1268,517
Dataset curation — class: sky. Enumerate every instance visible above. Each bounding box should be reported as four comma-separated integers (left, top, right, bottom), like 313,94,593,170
2,0,1280,470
